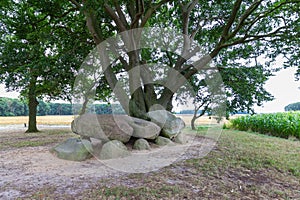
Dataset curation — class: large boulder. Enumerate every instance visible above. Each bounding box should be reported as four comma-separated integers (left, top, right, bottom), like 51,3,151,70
155,136,174,146
148,110,185,138
71,114,133,143
124,117,161,139
99,140,130,160
133,138,151,150
50,138,93,161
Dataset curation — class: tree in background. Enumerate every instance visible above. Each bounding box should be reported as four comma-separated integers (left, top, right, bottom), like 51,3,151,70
180,65,273,130
0,0,92,132
285,102,300,111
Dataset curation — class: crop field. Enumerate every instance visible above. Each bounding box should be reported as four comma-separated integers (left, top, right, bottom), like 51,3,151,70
229,112,300,139
0,115,75,125
0,114,219,126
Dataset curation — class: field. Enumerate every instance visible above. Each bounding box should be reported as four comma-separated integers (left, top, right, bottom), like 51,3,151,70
0,115,299,199
0,114,219,126
229,112,300,139
0,115,75,125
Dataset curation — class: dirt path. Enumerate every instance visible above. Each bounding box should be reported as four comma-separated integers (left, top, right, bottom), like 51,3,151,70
0,130,215,199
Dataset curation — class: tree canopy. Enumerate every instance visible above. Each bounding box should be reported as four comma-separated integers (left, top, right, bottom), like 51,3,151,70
0,0,299,125
0,0,92,131
70,0,299,119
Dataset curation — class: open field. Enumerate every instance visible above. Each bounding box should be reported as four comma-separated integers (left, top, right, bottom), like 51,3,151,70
0,115,76,125
0,114,221,126
0,125,299,199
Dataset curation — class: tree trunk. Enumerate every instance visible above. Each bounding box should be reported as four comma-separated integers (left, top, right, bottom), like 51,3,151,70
191,116,197,130
26,78,39,133
129,89,149,120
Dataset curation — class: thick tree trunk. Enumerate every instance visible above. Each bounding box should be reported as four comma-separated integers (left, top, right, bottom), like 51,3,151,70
26,79,39,133
129,89,149,120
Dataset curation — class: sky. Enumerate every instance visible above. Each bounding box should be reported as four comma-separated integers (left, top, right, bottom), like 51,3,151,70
0,67,299,113
254,67,299,113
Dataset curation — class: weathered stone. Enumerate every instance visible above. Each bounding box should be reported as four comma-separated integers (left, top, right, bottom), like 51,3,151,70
50,138,92,161
155,136,174,146
148,110,185,138
173,133,188,144
133,138,151,150
71,114,133,143
99,140,130,160
90,138,103,158
124,117,160,139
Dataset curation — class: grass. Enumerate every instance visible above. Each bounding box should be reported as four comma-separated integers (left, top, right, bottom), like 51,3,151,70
1,116,299,199
77,128,299,199
0,129,76,150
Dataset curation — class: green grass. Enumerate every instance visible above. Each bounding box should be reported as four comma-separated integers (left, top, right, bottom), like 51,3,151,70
75,128,300,199
188,128,300,177
229,112,300,139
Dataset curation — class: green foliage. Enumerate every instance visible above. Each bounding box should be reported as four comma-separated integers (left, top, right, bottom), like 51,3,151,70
0,97,125,116
0,97,27,116
285,102,300,111
230,112,300,139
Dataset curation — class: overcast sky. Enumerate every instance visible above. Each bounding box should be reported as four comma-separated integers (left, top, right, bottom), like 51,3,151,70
0,67,299,113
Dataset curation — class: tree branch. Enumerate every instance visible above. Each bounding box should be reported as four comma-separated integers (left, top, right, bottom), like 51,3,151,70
220,0,242,42
221,26,287,49
130,0,144,28
68,0,81,9
104,4,127,32
113,0,129,29
227,0,262,40
140,0,173,27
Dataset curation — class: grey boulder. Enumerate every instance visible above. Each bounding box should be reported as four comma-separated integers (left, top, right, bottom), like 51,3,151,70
173,132,188,144
50,138,93,161
71,114,133,143
125,117,161,139
155,136,174,146
148,110,185,138
133,138,151,150
99,140,130,160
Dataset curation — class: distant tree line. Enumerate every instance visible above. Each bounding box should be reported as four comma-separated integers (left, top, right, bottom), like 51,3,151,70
284,102,300,111
178,109,248,115
0,97,125,116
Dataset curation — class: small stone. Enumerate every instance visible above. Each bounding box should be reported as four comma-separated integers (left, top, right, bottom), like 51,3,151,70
173,133,188,144
133,139,151,150
155,136,174,146
99,140,130,160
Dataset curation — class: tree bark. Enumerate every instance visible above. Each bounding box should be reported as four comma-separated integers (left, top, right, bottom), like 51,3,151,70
26,78,39,133
191,116,197,130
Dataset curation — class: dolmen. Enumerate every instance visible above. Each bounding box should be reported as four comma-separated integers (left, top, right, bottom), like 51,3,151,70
51,111,186,161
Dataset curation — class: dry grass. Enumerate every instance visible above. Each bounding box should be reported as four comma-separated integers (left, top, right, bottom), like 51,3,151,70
176,114,220,126
0,115,75,125
0,114,218,126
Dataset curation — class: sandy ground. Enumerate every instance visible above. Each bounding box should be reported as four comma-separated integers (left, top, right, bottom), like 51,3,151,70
0,127,217,199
